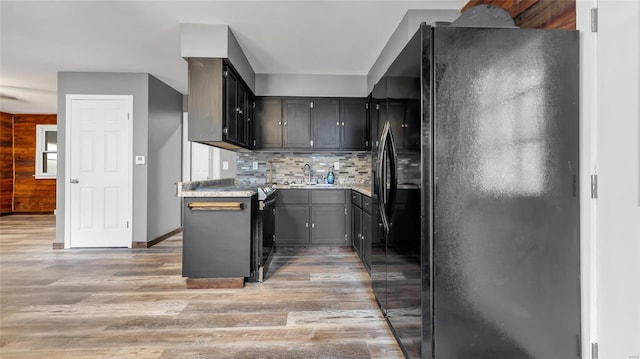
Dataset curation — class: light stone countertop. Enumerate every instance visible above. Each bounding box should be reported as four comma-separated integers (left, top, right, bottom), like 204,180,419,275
177,179,373,198
275,183,373,197
177,179,256,198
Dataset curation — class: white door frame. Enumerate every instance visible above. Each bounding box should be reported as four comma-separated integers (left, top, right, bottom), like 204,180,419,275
64,94,134,249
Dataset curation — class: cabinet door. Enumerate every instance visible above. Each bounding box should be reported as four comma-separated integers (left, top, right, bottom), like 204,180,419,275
311,205,347,245
255,98,282,148
224,70,238,143
352,204,362,254
247,97,254,148
275,205,309,245
405,99,420,150
387,100,405,150
236,84,247,146
371,101,381,149
362,210,372,271
312,99,340,149
341,98,368,149
283,99,311,148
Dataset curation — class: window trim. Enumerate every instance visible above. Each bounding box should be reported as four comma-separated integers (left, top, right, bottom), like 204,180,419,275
35,124,57,179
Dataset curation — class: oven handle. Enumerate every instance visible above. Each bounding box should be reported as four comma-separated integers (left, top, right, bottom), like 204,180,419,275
262,197,276,208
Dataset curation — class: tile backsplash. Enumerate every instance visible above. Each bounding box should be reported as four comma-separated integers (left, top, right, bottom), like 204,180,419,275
236,152,371,185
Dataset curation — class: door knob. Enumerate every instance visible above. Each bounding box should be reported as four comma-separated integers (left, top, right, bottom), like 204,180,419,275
70,179,79,184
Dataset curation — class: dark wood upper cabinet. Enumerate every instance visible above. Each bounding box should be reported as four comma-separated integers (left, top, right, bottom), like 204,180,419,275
236,82,247,146
224,70,238,143
340,98,368,150
388,101,406,150
187,58,254,150
254,96,369,151
312,98,340,149
255,98,282,148
283,99,311,149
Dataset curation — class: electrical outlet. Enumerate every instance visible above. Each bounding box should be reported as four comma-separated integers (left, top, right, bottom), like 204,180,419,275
333,161,340,170
222,161,229,170
252,161,258,170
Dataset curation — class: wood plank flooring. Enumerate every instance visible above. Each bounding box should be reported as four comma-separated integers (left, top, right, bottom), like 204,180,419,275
0,215,403,358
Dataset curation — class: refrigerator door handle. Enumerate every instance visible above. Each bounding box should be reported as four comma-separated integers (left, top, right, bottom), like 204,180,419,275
378,122,397,233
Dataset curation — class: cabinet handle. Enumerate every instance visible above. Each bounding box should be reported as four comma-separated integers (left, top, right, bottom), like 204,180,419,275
336,122,339,126
284,122,288,126
305,222,308,228
342,122,345,126
312,223,315,228
278,121,282,125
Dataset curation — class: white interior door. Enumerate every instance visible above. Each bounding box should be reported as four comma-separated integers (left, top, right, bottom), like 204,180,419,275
595,0,640,357
66,95,132,248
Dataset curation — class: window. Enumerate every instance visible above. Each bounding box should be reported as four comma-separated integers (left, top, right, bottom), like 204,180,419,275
35,125,57,178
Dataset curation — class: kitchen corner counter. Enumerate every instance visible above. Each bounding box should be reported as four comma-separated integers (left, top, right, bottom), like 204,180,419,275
177,179,257,198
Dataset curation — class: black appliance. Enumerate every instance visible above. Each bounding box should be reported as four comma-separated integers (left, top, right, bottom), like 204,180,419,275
372,20,580,358
253,185,276,282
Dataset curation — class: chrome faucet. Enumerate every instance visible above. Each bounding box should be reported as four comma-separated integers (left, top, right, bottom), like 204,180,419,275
302,163,311,184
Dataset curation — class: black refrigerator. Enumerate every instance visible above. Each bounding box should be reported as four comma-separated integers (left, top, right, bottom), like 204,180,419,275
371,22,580,359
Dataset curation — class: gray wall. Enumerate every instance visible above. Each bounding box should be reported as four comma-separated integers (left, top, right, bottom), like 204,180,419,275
147,75,183,241
227,28,256,92
57,72,149,244
255,74,366,97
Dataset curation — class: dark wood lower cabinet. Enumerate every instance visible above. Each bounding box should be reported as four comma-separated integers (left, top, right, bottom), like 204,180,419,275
311,205,347,245
275,205,310,245
351,190,373,273
352,204,362,254
274,189,348,246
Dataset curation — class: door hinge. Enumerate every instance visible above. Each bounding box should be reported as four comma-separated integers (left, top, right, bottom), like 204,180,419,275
253,101,256,108
224,70,228,77
127,112,130,120
376,104,379,110
223,127,228,135
272,234,275,241
253,139,257,146
272,208,275,215
591,8,598,32
345,233,347,241
591,342,598,359
310,101,314,109
591,174,598,198
126,221,129,228
345,208,347,215
310,140,313,147
365,103,369,110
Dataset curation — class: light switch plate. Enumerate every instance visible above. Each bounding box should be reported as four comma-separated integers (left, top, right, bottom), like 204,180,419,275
222,161,229,170
135,155,145,165
252,161,258,170
333,161,340,170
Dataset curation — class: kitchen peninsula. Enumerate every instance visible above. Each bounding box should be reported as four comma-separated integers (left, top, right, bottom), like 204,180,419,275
177,179,373,287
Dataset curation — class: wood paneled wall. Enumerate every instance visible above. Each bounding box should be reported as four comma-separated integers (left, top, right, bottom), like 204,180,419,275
1,113,57,214
1,112,13,214
462,0,576,29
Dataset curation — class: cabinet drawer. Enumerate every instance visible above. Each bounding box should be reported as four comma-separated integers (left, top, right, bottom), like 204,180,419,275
311,190,346,204
277,190,309,204
362,195,373,213
351,191,362,208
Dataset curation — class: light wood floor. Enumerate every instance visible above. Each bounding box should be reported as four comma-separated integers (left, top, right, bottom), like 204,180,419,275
0,215,403,358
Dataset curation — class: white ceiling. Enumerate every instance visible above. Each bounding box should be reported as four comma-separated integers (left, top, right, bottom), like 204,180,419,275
0,0,466,114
